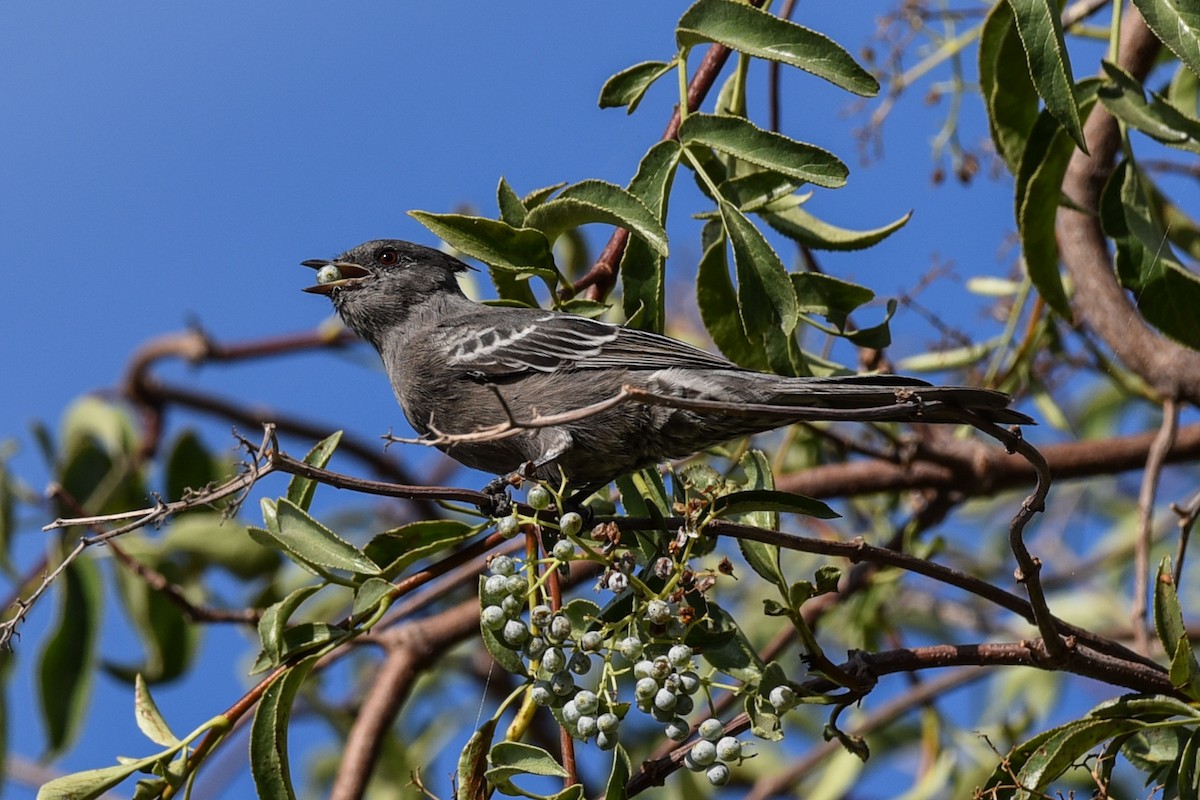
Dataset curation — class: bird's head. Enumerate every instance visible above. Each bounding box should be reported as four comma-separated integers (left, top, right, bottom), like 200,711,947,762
302,239,471,348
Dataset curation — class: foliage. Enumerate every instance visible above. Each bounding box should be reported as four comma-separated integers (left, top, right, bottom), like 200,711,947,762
5,1,1200,799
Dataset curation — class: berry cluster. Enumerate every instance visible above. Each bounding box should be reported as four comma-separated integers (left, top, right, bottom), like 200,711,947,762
480,494,754,786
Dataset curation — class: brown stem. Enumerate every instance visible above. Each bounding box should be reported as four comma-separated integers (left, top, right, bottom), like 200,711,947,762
1057,8,1200,402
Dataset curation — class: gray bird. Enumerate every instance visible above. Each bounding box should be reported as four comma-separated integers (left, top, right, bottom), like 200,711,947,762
303,239,1032,492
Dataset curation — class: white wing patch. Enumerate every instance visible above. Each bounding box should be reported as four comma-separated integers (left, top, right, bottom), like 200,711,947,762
442,316,621,372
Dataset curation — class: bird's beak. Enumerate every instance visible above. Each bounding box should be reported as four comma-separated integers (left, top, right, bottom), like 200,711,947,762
300,259,372,295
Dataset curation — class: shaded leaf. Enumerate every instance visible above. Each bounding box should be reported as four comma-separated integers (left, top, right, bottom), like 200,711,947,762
719,200,799,336
621,141,681,333
677,0,879,97
106,553,196,684
604,744,631,800
980,1,1040,171
696,224,769,370
1099,61,1200,154
249,656,318,800
163,513,280,579
1015,80,1100,316
713,489,838,520
1106,159,1200,349
38,556,102,756
164,430,220,507
681,113,848,189
457,718,497,800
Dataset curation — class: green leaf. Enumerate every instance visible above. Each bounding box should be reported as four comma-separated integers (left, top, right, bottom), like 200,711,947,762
1107,159,1200,348
38,556,102,756
163,513,280,579
713,489,838,520
696,223,769,370
762,205,910,251
286,431,343,512
692,604,765,686
720,201,799,337
352,577,395,618
134,674,179,747
1099,61,1200,154
269,499,381,576
1005,0,1087,152
1018,718,1147,794
365,519,477,580
677,0,879,97
599,59,676,113
524,180,668,257
621,141,681,333
497,176,527,228
408,211,557,276
37,757,173,800
1015,80,1100,316
250,656,318,800
61,396,137,462
486,742,569,789
791,272,874,329
604,744,632,800
1154,556,1200,697
980,1,1040,171
164,430,221,506
257,585,323,668
106,553,196,684
681,114,847,189
458,718,497,800
1133,0,1200,77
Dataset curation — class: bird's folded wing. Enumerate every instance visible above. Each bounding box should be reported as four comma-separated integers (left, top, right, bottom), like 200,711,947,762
432,310,737,375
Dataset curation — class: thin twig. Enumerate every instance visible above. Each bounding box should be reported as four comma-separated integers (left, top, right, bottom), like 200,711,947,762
1132,399,1178,655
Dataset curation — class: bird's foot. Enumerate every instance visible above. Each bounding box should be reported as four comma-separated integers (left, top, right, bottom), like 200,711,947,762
482,474,517,517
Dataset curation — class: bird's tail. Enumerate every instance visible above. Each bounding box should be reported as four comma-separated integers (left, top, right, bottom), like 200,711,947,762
741,373,1034,426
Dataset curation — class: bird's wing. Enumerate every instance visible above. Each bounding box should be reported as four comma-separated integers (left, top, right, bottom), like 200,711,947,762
432,310,737,376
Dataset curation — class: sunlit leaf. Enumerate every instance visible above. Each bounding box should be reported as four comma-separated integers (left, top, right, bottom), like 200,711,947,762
1006,0,1087,151
598,59,676,113
681,114,848,189
677,0,878,97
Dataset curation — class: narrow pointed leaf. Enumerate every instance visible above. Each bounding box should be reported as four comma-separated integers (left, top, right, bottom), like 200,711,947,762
1099,61,1200,154
134,674,179,747
719,200,799,336
681,114,847,189
497,177,527,227
677,0,878,97
763,205,910,251
286,431,343,512
981,0,1040,171
38,556,102,757
270,499,380,575
1006,0,1087,151
712,489,838,520
250,656,318,800
696,225,769,370
1133,0,1200,77
599,60,676,113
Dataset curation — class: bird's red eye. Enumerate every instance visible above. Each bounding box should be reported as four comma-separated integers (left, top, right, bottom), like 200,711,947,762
377,247,399,266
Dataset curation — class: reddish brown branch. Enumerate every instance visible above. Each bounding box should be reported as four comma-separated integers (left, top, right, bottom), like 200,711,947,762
1057,9,1200,402
776,422,1200,498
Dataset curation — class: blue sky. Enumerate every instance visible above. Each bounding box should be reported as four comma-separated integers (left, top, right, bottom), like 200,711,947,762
0,3,1043,796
